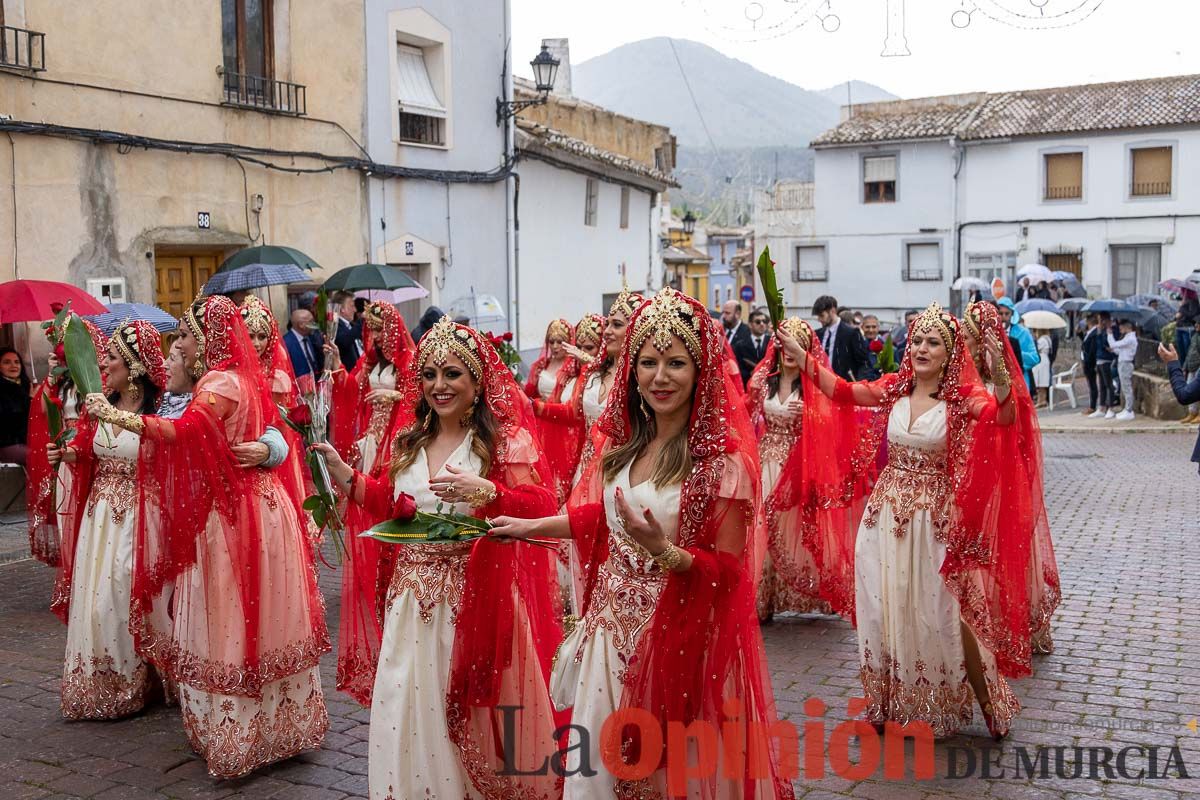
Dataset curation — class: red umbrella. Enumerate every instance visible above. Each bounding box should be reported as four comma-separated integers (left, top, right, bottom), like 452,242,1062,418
0,279,108,323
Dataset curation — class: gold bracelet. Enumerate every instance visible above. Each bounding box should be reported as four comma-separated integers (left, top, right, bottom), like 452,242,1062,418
104,407,145,434
465,484,498,508
652,542,684,571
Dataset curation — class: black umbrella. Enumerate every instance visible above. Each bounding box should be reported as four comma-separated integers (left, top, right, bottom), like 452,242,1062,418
215,245,321,274
321,263,423,292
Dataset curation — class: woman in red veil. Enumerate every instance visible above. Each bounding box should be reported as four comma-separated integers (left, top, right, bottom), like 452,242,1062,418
86,295,329,778
746,317,830,622
774,302,1030,739
493,287,794,799
962,301,1060,655
527,317,582,503
313,316,561,800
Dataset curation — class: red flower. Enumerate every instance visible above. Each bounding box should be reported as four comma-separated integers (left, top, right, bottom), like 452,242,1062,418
53,344,66,362
288,404,313,426
869,339,884,353
502,331,513,342
391,491,417,522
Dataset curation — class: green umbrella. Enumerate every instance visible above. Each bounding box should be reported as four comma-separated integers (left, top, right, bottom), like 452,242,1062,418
321,263,423,292
215,245,321,274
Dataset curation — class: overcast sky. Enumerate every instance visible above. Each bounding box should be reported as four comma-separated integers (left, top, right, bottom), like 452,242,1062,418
512,0,1198,98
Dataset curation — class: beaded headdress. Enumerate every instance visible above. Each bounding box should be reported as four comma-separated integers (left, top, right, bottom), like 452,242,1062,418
364,301,389,331
111,320,167,388
777,316,812,351
608,284,645,319
238,294,273,337
574,313,604,347
183,293,208,370
628,286,703,362
911,302,956,351
417,315,484,379
962,300,996,342
545,319,572,342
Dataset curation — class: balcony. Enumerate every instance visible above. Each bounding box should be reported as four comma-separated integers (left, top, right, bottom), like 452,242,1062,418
1045,185,1082,200
0,25,46,72
1132,181,1171,198
221,71,307,116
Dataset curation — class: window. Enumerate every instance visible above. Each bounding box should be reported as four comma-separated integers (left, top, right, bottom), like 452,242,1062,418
1111,245,1161,297
395,43,447,146
1044,152,1083,200
793,245,828,281
863,155,896,203
222,0,272,84
1042,250,1083,279
584,179,599,227
713,287,721,309
1131,146,1172,197
619,187,630,229
903,242,942,281
965,252,1017,288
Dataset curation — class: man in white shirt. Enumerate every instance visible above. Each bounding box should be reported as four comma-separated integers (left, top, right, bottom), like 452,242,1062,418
1106,319,1139,421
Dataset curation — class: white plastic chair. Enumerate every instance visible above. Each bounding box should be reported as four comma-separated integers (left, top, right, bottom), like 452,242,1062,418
1048,363,1078,411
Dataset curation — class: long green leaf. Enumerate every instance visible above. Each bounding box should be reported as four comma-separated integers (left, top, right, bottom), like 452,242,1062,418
63,314,104,396
756,246,786,328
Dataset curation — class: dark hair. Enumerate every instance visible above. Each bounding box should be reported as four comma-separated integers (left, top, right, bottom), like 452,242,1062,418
107,375,161,415
391,392,498,480
0,347,30,394
766,356,802,403
904,309,920,321
749,310,767,324
812,295,838,316
354,297,368,314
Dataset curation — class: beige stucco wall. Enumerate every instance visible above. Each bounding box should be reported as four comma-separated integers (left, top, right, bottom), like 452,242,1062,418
0,0,369,303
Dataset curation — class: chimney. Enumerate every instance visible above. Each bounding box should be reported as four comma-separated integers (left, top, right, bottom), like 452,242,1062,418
541,37,572,96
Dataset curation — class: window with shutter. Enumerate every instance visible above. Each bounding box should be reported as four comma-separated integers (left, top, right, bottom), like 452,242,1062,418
619,187,630,229
1044,152,1083,200
863,155,897,203
584,179,599,227
793,245,828,281
1131,147,1172,197
904,242,942,281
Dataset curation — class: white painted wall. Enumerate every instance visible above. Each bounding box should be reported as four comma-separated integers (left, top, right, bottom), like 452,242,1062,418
364,1,511,334
516,158,653,347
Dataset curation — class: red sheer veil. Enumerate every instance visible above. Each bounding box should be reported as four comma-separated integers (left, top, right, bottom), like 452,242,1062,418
568,288,793,798
131,295,324,697
524,317,579,399
52,321,166,624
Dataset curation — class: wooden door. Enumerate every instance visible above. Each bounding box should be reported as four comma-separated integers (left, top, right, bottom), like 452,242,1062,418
155,254,219,318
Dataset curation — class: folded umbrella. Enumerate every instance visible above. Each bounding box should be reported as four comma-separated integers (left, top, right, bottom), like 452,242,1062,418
203,263,310,295
215,244,321,274
84,302,179,336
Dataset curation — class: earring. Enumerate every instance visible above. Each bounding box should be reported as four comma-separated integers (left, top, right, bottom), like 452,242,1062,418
127,377,141,401
638,389,651,420
460,394,479,428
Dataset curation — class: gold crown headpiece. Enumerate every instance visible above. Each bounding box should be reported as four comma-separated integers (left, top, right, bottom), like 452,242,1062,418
417,316,484,379
238,295,273,337
912,302,956,350
183,293,208,365
546,319,572,342
111,318,146,380
364,301,388,331
777,316,812,351
574,313,604,346
628,287,703,362
608,285,644,319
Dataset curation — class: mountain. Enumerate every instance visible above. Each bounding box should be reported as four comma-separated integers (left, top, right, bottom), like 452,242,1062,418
817,80,899,108
572,38,896,222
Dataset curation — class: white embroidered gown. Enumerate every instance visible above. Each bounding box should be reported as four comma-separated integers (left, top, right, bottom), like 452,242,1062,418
61,423,152,719
356,363,397,473
854,396,1018,736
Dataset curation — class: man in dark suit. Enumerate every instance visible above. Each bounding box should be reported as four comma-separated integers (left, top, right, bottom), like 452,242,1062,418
284,307,325,394
721,300,757,386
813,295,870,381
746,308,770,369
330,291,364,371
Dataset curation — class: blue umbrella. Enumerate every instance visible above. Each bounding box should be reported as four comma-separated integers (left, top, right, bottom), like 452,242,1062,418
1014,298,1063,316
84,302,179,336
1082,298,1144,321
1126,293,1178,313
1051,271,1087,298
203,263,310,295
1057,297,1089,313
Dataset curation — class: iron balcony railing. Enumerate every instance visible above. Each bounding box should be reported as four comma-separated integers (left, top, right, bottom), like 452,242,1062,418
222,71,307,116
0,25,46,72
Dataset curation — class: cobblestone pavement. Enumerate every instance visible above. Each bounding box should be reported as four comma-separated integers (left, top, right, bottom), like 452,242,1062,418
1,432,1197,799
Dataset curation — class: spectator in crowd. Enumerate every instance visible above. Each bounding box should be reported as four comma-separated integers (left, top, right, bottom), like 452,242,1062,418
1158,341,1200,471
1091,312,1118,418
861,315,884,374
1181,319,1200,424
997,297,1040,388
1107,318,1139,421
1176,296,1198,360
410,305,444,343
1014,277,1030,303
0,348,30,466
745,308,770,372
1032,328,1053,408
721,300,757,385
840,309,858,328
812,295,870,381
1080,314,1103,416
330,290,364,371
892,309,920,362
295,290,318,313
284,307,324,392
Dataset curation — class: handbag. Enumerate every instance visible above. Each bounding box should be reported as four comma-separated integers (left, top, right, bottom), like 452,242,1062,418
549,614,585,712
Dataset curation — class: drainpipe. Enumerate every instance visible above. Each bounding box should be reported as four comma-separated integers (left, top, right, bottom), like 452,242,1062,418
502,0,518,345
950,136,965,311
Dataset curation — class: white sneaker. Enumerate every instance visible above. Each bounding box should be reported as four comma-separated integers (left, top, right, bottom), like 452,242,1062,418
1104,410,1116,419
1115,411,1135,421
1087,409,1106,419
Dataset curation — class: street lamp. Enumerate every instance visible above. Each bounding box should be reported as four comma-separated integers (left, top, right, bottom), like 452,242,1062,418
496,45,561,125
682,211,697,236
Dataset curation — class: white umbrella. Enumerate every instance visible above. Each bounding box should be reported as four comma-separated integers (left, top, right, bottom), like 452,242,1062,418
446,293,506,325
951,276,989,292
1021,310,1068,330
1016,264,1055,284
354,286,430,304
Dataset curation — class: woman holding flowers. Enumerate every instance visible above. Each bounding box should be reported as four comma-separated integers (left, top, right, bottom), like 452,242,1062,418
47,321,165,720
313,316,560,800
86,295,329,778
492,288,794,799
526,317,582,502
